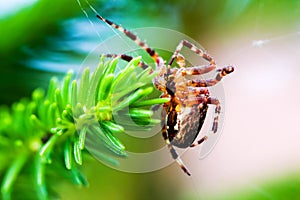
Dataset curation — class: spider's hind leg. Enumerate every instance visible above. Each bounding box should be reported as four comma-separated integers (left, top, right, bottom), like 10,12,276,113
162,125,191,176
160,107,191,175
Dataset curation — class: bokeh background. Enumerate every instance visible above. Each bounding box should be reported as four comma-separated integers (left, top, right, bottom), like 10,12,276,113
1,0,300,199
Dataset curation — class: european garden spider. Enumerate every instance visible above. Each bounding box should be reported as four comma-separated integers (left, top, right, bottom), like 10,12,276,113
96,14,234,176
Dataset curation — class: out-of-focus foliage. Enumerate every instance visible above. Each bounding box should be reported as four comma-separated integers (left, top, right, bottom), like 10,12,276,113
0,0,76,57
0,0,80,104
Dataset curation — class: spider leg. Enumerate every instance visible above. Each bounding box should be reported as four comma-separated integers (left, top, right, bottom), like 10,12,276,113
96,15,163,65
190,135,208,147
187,66,234,87
168,40,216,68
162,124,191,176
174,86,209,105
184,87,210,99
180,64,216,76
207,97,221,133
103,53,151,70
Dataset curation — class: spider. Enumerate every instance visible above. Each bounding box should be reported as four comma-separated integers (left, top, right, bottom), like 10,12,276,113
96,14,234,176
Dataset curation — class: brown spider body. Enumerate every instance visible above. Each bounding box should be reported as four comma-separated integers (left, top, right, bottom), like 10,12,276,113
96,14,234,176
159,67,209,149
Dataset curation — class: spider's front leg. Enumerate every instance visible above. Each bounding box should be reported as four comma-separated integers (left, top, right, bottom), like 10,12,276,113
168,39,216,68
187,66,234,87
168,39,234,86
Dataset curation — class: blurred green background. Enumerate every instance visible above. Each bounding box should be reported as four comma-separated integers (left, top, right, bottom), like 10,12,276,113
1,0,300,199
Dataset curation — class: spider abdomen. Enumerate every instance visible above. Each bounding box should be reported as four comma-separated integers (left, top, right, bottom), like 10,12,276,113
170,104,208,148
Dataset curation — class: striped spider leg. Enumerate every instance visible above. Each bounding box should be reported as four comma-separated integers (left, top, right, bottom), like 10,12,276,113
95,14,234,176
102,53,151,71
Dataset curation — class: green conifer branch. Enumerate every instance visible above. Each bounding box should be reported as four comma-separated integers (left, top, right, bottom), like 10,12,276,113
0,56,168,199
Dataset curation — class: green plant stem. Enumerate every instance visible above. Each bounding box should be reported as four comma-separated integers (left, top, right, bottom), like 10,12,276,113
35,155,47,200
1,151,29,200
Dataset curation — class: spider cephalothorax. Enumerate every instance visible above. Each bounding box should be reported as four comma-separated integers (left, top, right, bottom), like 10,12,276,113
96,14,234,176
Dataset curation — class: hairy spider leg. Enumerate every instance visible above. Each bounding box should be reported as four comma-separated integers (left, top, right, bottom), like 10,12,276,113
159,100,191,176
187,66,234,87
96,15,163,66
162,123,191,176
190,135,208,147
207,97,221,133
180,64,216,76
102,53,151,71
168,40,217,70
96,14,174,95
182,87,210,105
